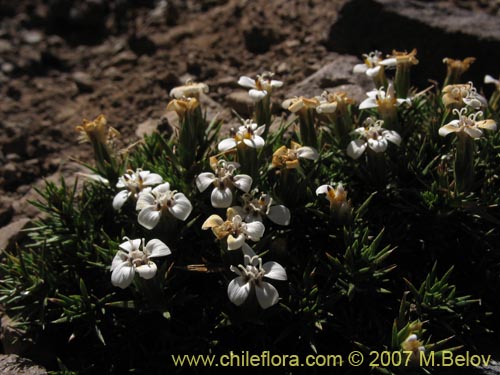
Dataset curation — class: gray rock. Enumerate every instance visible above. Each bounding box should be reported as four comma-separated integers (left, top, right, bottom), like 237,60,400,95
135,118,158,138
22,31,43,45
72,71,93,93
225,90,254,117
287,53,373,103
0,354,47,375
0,218,30,253
325,0,500,87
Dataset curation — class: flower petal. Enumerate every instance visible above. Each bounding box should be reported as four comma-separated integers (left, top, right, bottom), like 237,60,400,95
267,205,291,226
111,262,135,289
366,66,381,77
359,98,378,110
484,75,499,85
136,262,158,280
244,221,265,242
315,184,330,196
297,146,319,160
477,119,497,131
211,187,233,208
138,206,161,230
438,123,460,137
141,172,163,186
243,136,265,148
111,251,128,272
153,182,171,195
346,139,367,159
170,193,193,221
380,57,397,67
119,238,142,253
113,190,131,210
270,80,283,88
218,137,237,152
383,130,402,146
196,172,216,192
227,276,251,306
136,190,155,210
227,233,245,250
233,174,253,193
263,261,287,281
463,126,483,139
146,239,171,258
237,76,256,89
255,281,279,309
249,89,268,102
368,138,388,153
202,214,224,229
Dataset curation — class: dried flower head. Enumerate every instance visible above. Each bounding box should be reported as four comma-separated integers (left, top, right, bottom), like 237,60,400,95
316,91,354,114
75,114,119,145
169,81,209,99
282,96,320,113
380,48,419,68
166,97,200,118
442,82,486,109
271,141,319,169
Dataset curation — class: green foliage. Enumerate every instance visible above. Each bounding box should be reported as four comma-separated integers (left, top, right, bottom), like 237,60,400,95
1,60,500,375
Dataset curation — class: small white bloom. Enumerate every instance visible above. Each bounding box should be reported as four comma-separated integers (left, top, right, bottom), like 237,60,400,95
402,334,425,353
196,159,252,208
238,72,283,102
439,108,497,139
113,169,163,210
346,118,401,159
218,120,266,152
228,247,287,309
359,84,410,111
136,182,193,229
111,237,171,289
353,51,384,78
234,190,290,226
202,207,265,250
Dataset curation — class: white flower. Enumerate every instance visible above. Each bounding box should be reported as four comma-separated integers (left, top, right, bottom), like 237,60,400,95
228,246,287,309
347,118,401,159
439,108,497,139
136,182,192,229
218,120,265,151
353,51,384,78
113,169,163,210
238,72,283,102
359,84,410,111
111,237,171,289
196,159,252,208
234,191,291,226
202,207,265,250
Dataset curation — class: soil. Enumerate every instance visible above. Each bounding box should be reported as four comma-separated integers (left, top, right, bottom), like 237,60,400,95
0,0,499,229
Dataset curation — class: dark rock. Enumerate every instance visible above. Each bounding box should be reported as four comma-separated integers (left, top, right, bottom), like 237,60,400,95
243,25,283,54
0,197,13,227
128,35,157,56
325,0,500,87
0,354,47,375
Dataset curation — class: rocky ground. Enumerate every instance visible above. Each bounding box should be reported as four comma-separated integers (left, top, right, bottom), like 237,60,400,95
1,0,500,369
